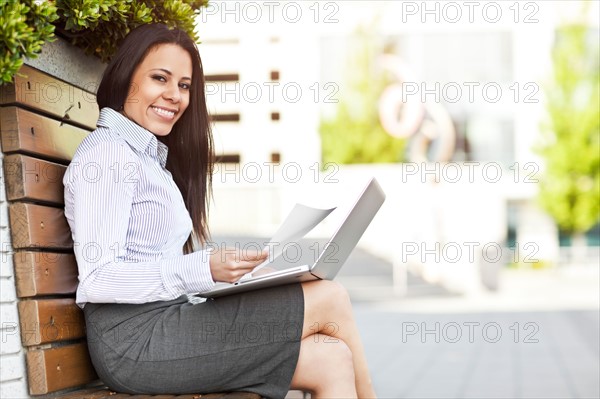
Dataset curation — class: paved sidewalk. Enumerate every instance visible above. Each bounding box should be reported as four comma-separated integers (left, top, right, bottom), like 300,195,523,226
355,307,599,398
348,260,600,398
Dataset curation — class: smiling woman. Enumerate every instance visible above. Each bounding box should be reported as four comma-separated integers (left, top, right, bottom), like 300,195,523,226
94,24,213,249
63,23,376,398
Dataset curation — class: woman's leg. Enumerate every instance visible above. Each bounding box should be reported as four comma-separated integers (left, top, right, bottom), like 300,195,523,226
290,334,357,398
295,280,377,398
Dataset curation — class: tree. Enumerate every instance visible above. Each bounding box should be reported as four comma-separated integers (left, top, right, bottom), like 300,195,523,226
537,10,600,238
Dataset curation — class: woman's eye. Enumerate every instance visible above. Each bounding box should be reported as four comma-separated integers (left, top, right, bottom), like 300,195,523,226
179,82,191,90
152,75,167,82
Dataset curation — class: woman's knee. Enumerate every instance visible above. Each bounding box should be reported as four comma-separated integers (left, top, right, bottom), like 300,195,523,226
302,280,352,326
303,279,351,308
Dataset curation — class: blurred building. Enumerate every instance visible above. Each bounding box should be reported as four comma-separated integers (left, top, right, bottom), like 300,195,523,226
197,1,599,292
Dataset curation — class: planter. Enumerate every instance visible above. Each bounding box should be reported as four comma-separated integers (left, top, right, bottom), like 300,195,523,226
23,36,106,92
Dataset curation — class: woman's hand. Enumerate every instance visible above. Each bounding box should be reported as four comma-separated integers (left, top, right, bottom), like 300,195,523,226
209,247,268,283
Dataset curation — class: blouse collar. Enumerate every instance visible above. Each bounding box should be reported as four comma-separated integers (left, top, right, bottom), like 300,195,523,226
97,107,169,167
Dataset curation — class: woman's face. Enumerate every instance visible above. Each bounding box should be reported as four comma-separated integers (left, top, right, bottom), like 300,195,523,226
123,43,193,136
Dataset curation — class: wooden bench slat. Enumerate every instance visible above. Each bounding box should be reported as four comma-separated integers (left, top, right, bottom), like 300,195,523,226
0,106,89,162
144,396,177,399
0,65,99,129
130,396,177,399
8,202,72,249
196,394,262,399
26,342,98,394
49,388,115,399
52,390,263,399
18,298,85,345
3,153,66,204
14,251,78,297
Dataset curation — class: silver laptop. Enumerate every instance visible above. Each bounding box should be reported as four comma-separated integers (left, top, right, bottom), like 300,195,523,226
198,177,386,298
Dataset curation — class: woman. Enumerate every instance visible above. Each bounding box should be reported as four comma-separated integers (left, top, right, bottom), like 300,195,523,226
64,23,376,398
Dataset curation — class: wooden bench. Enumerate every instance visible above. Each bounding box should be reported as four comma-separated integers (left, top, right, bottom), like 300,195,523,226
0,65,268,398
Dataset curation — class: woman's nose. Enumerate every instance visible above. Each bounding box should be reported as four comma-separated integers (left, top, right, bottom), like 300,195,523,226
164,83,181,102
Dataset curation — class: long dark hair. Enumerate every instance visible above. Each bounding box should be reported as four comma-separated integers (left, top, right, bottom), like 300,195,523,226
97,23,213,251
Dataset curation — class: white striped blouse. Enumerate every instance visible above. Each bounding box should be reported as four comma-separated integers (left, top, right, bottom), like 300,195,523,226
64,107,215,307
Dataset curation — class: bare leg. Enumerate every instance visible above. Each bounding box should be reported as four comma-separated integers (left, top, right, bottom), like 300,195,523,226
290,334,357,398
299,280,377,398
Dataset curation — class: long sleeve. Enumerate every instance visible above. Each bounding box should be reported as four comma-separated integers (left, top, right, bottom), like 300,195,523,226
64,137,215,306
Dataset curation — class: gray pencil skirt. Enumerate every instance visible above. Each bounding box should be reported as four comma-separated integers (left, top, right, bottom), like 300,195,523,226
83,284,304,398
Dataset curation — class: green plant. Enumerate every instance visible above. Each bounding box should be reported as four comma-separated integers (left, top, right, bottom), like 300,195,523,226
537,11,600,235
0,0,208,85
0,0,58,83
55,0,208,62
320,27,406,164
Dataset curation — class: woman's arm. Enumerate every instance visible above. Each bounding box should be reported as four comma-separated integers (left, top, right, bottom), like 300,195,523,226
64,140,215,305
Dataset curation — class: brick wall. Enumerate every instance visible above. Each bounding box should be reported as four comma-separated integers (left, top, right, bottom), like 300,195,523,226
0,150,30,397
